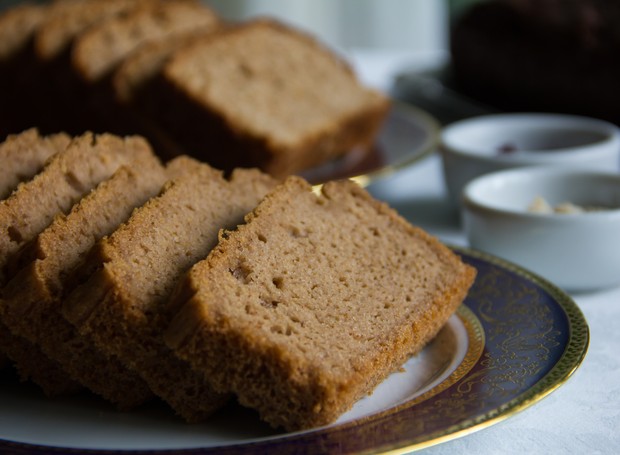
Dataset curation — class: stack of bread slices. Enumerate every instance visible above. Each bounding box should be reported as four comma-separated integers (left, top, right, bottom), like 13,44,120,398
0,128,476,431
0,0,390,179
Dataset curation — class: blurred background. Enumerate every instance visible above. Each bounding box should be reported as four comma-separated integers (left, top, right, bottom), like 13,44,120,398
0,0,478,51
1,0,618,126
0,0,620,128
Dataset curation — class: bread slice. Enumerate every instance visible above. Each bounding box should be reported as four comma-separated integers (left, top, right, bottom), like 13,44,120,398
113,27,218,105
62,157,277,421
158,19,390,177
0,127,69,372
0,126,73,388
165,176,476,431
0,327,82,396
34,0,156,61
0,128,71,200
110,27,221,159
0,154,169,409
0,125,81,391
0,131,157,399
0,2,47,61
71,0,219,84
0,131,154,284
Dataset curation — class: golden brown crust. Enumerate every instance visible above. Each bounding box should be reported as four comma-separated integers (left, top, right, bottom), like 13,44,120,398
0,128,70,200
113,26,220,104
160,19,390,177
61,158,277,421
0,131,158,403
1,2,386,178
0,156,166,409
166,177,475,430
0,132,154,284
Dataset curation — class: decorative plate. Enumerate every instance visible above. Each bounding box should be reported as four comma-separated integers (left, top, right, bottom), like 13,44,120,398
300,101,440,186
0,247,588,454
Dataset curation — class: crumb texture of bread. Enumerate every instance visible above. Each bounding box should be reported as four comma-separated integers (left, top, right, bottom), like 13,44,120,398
0,131,156,402
166,176,476,431
0,129,70,200
62,157,277,421
162,20,389,177
72,0,219,83
0,132,153,284
167,22,380,147
0,154,166,409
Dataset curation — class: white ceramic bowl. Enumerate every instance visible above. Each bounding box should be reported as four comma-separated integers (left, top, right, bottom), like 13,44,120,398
462,167,620,292
441,113,620,204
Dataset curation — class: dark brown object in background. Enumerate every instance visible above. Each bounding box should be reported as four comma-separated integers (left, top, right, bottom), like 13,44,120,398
0,2,48,139
450,0,620,125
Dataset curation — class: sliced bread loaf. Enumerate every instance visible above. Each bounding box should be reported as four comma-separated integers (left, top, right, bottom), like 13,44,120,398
34,0,156,62
62,157,277,421
0,154,168,409
0,128,70,200
113,27,218,105
0,131,154,284
0,126,82,393
71,0,219,84
0,131,156,399
110,26,221,159
158,19,390,177
0,126,72,387
165,176,476,430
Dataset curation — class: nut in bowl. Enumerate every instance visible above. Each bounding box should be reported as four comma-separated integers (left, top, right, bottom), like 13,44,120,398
462,167,620,292
441,113,620,205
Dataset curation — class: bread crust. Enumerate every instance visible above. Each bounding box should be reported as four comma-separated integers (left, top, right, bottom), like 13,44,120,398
61,158,277,421
158,19,390,177
0,132,158,401
166,177,476,430
0,129,70,200
0,156,167,409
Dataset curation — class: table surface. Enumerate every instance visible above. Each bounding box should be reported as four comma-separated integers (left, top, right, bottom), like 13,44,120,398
351,49,620,454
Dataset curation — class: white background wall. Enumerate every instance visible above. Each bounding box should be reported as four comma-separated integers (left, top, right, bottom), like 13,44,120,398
202,0,449,54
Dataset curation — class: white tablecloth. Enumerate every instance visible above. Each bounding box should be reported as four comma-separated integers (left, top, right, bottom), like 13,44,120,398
352,50,620,454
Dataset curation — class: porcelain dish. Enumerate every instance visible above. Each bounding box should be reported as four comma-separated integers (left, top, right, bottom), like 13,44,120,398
0,247,588,454
441,113,620,204
462,167,620,292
